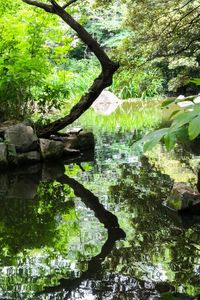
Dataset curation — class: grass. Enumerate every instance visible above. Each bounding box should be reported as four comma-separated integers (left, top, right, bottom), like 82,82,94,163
72,99,163,134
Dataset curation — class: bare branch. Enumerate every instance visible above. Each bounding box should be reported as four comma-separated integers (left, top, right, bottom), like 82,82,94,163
171,4,200,33
62,0,78,9
173,0,194,13
152,37,200,58
22,0,54,13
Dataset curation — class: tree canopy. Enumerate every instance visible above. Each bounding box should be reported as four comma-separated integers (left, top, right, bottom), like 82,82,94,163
119,0,200,92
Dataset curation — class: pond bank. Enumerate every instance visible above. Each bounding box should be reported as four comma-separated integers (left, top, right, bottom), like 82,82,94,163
0,122,94,169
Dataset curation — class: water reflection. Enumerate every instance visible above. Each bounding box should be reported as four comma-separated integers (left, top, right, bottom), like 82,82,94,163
0,162,126,299
72,134,200,299
0,132,199,299
40,175,126,297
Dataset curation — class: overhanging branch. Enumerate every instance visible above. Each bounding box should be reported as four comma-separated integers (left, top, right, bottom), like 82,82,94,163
22,0,54,13
22,0,119,137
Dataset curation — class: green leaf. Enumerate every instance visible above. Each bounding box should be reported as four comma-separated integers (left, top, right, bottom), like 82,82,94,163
169,109,181,120
164,132,177,150
161,98,175,107
160,293,176,300
170,110,198,132
190,78,200,85
143,128,169,152
193,103,200,113
188,115,200,140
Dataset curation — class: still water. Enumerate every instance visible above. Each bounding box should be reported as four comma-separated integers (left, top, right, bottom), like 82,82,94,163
0,129,200,299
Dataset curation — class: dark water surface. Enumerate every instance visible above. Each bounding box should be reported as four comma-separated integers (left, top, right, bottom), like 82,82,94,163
0,131,200,300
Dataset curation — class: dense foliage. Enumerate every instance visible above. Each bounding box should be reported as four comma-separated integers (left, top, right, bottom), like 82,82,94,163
0,0,72,121
118,0,200,93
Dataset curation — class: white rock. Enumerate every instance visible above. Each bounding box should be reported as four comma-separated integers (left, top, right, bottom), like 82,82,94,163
177,101,194,108
176,95,185,100
194,96,200,104
92,91,122,115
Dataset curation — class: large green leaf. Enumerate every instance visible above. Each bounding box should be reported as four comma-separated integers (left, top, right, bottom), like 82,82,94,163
143,128,169,151
188,115,200,140
160,293,176,300
164,131,177,150
169,109,181,120
132,128,169,152
170,110,197,132
193,103,200,113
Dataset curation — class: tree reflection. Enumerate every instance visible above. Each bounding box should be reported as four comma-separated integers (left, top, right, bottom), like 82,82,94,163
0,166,126,299
109,156,200,296
38,174,126,296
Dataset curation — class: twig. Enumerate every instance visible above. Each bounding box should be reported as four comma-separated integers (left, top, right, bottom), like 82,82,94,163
62,0,78,9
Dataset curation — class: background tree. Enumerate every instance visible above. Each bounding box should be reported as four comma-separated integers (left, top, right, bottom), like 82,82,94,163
118,0,200,93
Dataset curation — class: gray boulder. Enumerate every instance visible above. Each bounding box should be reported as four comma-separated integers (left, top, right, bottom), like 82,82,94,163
42,162,65,182
64,131,94,151
4,124,38,153
17,151,41,164
40,138,64,160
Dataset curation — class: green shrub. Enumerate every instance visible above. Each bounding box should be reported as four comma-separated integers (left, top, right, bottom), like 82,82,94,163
110,68,164,99
0,1,72,121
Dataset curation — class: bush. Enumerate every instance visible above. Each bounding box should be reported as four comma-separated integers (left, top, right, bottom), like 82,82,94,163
110,68,165,99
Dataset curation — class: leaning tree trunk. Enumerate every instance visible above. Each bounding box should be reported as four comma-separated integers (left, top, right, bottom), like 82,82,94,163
22,0,119,138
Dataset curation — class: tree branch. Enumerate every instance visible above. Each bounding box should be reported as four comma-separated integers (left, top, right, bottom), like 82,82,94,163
22,0,54,13
170,4,200,34
62,0,78,9
50,0,113,69
152,37,200,58
22,0,119,137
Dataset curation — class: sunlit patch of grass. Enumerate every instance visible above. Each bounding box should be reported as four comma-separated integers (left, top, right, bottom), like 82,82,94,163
73,99,162,134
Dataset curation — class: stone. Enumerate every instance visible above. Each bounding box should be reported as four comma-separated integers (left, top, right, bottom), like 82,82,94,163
17,151,41,164
4,124,38,153
68,127,83,135
177,100,193,108
7,143,17,165
11,164,42,176
63,131,94,151
63,148,81,155
167,182,200,210
176,95,185,100
0,173,9,196
0,143,8,167
39,138,64,160
92,90,122,115
0,120,19,133
50,135,64,142
194,95,200,104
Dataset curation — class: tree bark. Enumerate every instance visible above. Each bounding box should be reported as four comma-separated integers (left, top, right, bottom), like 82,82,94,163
22,0,119,138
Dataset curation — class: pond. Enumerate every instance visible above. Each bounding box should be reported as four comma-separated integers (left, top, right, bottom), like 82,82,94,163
0,102,200,299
